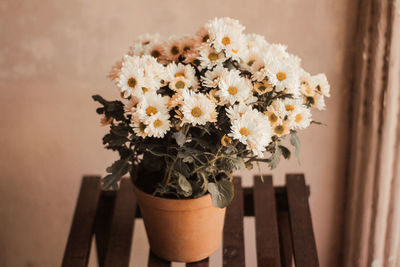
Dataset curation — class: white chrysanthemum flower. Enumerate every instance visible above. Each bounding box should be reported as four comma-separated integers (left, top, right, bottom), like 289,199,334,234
266,43,289,57
265,110,281,127
167,62,198,91
253,78,273,95
281,98,301,116
168,90,184,110
144,112,171,138
196,27,211,43
289,106,312,130
180,36,200,57
181,89,217,126
124,97,139,115
248,51,270,81
218,70,252,105
142,56,168,81
312,93,327,110
240,47,266,72
207,89,229,106
311,73,330,97
136,93,169,120
164,36,183,62
129,33,162,56
124,56,167,99
270,98,305,125
299,69,315,97
228,109,272,156
272,122,291,137
245,34,269,50
198,45,226,70
205,17,246,60
225,103,252,120
264,56,300,94
267,99,288,125
117,56,146,98
130,115,148,138
202,65,229,88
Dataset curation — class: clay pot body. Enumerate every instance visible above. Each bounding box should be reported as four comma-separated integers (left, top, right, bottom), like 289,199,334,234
132,184,226,262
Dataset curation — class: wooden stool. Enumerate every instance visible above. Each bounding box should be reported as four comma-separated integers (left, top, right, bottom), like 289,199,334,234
62,174,318,267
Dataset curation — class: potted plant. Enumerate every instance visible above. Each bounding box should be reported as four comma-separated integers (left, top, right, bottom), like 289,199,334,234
93,17,330,262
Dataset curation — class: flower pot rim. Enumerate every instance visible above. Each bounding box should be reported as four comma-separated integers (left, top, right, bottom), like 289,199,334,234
132,180,218,211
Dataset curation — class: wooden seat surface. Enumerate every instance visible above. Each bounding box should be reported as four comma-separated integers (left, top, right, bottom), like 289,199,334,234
62,174,318,267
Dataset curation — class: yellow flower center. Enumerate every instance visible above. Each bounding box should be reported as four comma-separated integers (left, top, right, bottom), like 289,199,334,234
208,52,219,61
153,119,162,128
174,72,185,78
276,72,287,81
231,48,239,53
305,87,313,96
247,59,255,66
269,113,278,123
228,86,238,95
139,122,146,132
127,77,137,88
240,127,250,136
175,80,186,89
222,36,231,45
171,45,179,55
274,125,284,135
151,49,161,58
142,87,149,93
146,106,158,116
285,105,295,111
191,107,202,118
295,114,303,122
221,135,232,146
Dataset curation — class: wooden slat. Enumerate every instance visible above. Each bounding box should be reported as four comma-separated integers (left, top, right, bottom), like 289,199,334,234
148,251,171,267
186,257,209,267
286,174,319,267
94,191,116,267
223,176,245,267
277,211,293,267
62,176,101,267
253,175,281,267
103,179,137,267
243,186,310,215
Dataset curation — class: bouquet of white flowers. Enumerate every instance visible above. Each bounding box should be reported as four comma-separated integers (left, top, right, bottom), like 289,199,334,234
93,17,330,208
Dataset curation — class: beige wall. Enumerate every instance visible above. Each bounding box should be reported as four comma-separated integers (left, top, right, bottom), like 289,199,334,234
0,0,356,266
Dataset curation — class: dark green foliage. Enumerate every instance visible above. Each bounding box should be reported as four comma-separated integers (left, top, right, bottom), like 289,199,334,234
92,71,296,207
207,179,234,208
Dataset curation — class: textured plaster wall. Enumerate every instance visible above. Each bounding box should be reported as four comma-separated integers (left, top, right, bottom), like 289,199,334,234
0,0,356,266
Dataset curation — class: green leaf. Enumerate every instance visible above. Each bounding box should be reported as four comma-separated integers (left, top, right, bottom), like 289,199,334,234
103,159,130,189
279,145,291,159
197,171,209,195
245,161,253,170
182,156,194,163
290,132,301,163
177,172,192,197
111,123,129,137
207,179,234,208
231,157,245,171
92,95,126,121
268,145,282,169
172,131,186,146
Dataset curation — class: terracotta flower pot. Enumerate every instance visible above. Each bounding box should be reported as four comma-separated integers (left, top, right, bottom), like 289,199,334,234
132,183,226,263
